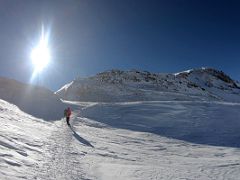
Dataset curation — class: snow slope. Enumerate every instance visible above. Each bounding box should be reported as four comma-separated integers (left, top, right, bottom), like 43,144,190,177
56,68,240,102
81,100,240,148
43,100,240,179
1,98,240,179
0,99,53,179
0,77,65,120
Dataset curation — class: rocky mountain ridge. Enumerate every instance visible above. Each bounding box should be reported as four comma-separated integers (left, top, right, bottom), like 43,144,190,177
56,68,240,102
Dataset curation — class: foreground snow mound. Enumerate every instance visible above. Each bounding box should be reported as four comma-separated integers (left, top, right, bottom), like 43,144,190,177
0,77,65,120
56,68,240,102
0,99,52,179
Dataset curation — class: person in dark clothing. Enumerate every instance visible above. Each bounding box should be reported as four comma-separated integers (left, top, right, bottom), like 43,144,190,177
64,107,72,126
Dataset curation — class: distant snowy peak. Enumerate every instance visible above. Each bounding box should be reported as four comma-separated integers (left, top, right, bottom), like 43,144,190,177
176,67,237,86
56,68,240,102
94,69,161,84
83,68,237,86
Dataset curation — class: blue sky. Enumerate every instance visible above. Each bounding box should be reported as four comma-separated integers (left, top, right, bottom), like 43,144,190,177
0,0,239,90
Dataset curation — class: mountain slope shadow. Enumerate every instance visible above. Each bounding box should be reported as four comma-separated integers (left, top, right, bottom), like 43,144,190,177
81,101,240,148
69,126,94,148
0,77,65,120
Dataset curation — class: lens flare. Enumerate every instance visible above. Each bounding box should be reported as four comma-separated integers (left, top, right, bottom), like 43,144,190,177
31,26,51,72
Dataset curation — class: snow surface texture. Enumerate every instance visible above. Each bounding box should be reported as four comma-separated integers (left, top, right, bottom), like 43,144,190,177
0,77,65,120
1,99,240,180
56,68,240,103
1,68,240,179
0,99,53,179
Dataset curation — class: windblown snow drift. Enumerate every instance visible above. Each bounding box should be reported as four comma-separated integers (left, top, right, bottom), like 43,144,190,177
0,77,65,120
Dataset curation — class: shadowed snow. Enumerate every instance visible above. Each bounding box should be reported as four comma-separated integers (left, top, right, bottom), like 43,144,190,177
81,101,240,148
0,77,65,120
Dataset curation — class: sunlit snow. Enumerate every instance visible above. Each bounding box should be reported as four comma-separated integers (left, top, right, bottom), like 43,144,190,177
1,68,240,179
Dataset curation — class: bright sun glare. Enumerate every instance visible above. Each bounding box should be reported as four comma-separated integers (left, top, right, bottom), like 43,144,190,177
31,28,51,72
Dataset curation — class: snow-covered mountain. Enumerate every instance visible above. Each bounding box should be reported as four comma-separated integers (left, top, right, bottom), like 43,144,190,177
56,67,240,102
0,77,65,120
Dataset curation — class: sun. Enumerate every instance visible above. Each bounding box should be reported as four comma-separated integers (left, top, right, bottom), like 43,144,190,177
31,29,51,72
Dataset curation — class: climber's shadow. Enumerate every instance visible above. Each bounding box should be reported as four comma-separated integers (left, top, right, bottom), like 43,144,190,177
70,126,94,148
